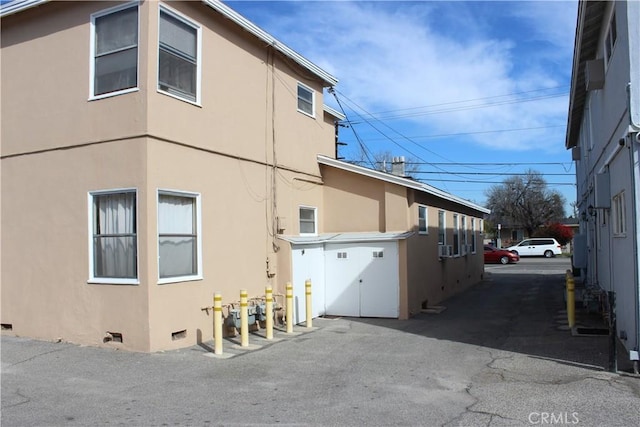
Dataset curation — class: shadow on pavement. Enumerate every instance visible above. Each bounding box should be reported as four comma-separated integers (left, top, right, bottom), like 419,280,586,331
348,268,636,374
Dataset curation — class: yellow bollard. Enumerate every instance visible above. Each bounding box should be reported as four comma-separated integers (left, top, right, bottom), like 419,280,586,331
305,280,312,328
240,289,249,347
566,270,575,329
213,293,223,355
286,282,294,333
265,286,274,340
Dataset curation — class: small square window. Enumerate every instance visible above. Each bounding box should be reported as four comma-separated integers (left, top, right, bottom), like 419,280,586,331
299,206,317,235
297,83,314,117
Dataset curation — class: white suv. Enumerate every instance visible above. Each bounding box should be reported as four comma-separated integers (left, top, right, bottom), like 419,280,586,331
505,238,562,258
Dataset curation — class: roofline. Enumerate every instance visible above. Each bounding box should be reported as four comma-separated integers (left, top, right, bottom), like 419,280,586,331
0,0,48,17
565,1,588,149
317,155,490,214
202,0,338,87
323,105,346,121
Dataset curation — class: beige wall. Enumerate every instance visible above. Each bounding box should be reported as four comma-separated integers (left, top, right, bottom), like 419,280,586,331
321,166,485,318
1,1,335,351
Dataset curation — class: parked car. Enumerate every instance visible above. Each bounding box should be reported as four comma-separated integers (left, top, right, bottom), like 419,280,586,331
505,238,562,258
484,245,520,264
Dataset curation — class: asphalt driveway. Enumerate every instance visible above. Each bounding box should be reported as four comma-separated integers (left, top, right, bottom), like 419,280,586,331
2,258,639,426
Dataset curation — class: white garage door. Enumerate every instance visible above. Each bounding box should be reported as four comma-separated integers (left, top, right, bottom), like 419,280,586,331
324,241,399,318
291,244,326,324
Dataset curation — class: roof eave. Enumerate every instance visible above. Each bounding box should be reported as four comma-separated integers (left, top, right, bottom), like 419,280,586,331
0,0,48,18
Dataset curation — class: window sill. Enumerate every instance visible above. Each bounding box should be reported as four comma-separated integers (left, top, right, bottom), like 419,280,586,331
89,87,139,101
297,109,316,119
158,89,202,107
88,278,139,285
158,275,203,285
418,231,428,235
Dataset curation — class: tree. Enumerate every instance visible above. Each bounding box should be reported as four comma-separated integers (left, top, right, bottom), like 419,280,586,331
485,170,566,237
533,222,574,246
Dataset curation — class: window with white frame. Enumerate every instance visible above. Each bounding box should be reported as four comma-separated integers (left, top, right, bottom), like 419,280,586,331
158,191,202,282
297,83,314,117
453,214,459,256
438,210,446,245
471,218,476,253
461,215,467,253
299,206,317,235
612,191,626,236
605,11,617,63
91,2,139,98
158,6,201,103
418,205,428,234
89,190,137,283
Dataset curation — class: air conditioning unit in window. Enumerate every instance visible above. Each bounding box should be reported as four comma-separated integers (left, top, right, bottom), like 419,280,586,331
446,245,453,257
438,245,449,258
467,244,474,254
461,245,467,256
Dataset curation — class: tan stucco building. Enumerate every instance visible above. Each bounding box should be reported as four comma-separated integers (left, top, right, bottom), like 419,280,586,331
1,0,489,352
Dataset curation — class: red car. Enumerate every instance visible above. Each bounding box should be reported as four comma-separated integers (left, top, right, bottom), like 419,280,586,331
484,245,519,264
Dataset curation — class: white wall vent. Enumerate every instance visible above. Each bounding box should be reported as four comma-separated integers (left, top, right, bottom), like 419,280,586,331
585,59,605,91
438,245,449,258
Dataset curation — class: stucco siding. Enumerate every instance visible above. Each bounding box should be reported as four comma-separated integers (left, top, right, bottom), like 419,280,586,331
1,139,151,351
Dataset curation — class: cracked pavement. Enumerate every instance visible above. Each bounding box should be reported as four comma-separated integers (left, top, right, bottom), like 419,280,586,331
2,258,639,426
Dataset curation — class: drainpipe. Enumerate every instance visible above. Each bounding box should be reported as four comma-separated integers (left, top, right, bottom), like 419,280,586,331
627,83,640,364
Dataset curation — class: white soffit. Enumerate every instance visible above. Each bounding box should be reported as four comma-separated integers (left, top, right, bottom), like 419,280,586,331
279,231,415,245
323,105,346,121
202,0,338,87
0,0,48,17
318,155,490,214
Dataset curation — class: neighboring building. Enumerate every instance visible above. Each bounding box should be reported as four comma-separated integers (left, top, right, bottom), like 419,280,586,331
566,0,640,357
1,0,488,352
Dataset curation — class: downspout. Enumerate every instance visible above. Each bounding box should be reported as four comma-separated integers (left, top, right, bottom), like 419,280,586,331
627,83,640,362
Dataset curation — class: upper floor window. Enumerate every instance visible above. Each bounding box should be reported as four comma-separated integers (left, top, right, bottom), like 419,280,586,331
438,210,446,245
461,215,467,252
612,191,626,236
471,218,476,253
158,6,201,104
299,206,317,235
89,189,138,284
297,83,315,117
453,214,460,256
91,3,139,98
418,205,428,234
158,191,202,283
605,11,617,63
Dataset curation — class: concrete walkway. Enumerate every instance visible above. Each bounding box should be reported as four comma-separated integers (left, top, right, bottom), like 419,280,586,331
2,259,639,426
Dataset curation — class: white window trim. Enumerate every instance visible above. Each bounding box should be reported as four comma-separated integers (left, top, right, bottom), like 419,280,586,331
418,205,428,234
157,4,203,106
453,213,460,257
87,188,139,285
89,1,140,101
157,189,203,284
297,82,315,118
471,218,476,254
612,191,626,237
299,205,318,236
438,210,446,246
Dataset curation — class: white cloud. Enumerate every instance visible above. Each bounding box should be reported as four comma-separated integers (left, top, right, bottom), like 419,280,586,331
235,1,576,154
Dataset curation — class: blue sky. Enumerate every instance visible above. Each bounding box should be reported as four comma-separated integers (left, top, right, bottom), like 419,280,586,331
227,0,579,215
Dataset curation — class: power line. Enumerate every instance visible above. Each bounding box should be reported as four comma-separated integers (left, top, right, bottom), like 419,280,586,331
416,178,576,186
412,171,574,176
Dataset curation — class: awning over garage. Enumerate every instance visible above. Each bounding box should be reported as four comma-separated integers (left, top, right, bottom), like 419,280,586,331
279,231,414,245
